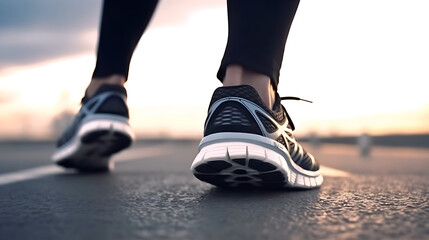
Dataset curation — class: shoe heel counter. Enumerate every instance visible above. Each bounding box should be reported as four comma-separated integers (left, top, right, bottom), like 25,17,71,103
204,100,262,136
96,96,129,118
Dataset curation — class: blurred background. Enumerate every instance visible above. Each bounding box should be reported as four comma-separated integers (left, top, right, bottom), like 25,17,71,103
1,0,428,144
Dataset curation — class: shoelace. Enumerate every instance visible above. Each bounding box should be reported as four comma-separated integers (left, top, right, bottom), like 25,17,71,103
279,96,313,131
280,96,313,103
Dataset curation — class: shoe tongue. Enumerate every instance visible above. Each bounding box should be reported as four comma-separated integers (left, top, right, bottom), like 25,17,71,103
272,93,282,112
81,84,127,104
273,92,296,130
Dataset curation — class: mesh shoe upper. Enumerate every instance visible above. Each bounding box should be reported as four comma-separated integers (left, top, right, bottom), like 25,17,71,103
204,85,319,171
56,84,129,148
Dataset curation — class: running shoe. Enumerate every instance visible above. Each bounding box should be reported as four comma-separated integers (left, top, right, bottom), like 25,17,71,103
191,85,323,189
52,84,134,172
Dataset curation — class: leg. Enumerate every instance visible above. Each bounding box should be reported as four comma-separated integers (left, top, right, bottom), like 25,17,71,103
53,0,159,171
87,0,159,97
220,0,300,109
223,65,275,110
191,0,323,189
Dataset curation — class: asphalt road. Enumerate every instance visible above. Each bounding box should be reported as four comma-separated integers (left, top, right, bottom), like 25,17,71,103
0,140,428,240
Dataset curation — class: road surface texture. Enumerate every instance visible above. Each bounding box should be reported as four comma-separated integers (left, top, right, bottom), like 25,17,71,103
0,139,428,240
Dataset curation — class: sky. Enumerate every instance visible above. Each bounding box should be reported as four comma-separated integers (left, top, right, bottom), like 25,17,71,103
0,0,428,139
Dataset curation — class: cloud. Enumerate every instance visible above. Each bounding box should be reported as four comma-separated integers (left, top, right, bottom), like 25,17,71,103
0,0,102,31
0,89,18,104
151,0,224,27
0,0,224,72
0,29,97,69
0,0,102,70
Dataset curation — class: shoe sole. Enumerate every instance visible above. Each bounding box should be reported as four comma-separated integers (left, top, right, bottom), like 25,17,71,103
52,118,134,172
191,133,323,189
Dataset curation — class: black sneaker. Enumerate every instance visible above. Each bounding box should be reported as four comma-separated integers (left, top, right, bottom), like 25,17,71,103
191,85,323,189
52,84,134,172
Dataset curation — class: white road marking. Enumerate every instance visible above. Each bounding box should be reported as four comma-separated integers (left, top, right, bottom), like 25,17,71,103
0,165,64,186
319,165,351,177
0,145,352,186
0,146,166,186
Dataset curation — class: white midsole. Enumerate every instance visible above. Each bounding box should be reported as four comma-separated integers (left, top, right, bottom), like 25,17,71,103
194,132,323,187
52,118,134,162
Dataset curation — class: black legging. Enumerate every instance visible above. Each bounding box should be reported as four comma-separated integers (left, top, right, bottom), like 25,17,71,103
92,0,300,90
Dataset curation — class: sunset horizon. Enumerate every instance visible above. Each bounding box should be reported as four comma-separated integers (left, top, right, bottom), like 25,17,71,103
1,0,428,140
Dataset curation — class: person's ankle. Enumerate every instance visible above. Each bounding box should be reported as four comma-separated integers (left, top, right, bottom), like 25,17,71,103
223,65,275,109
86,74,126,98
